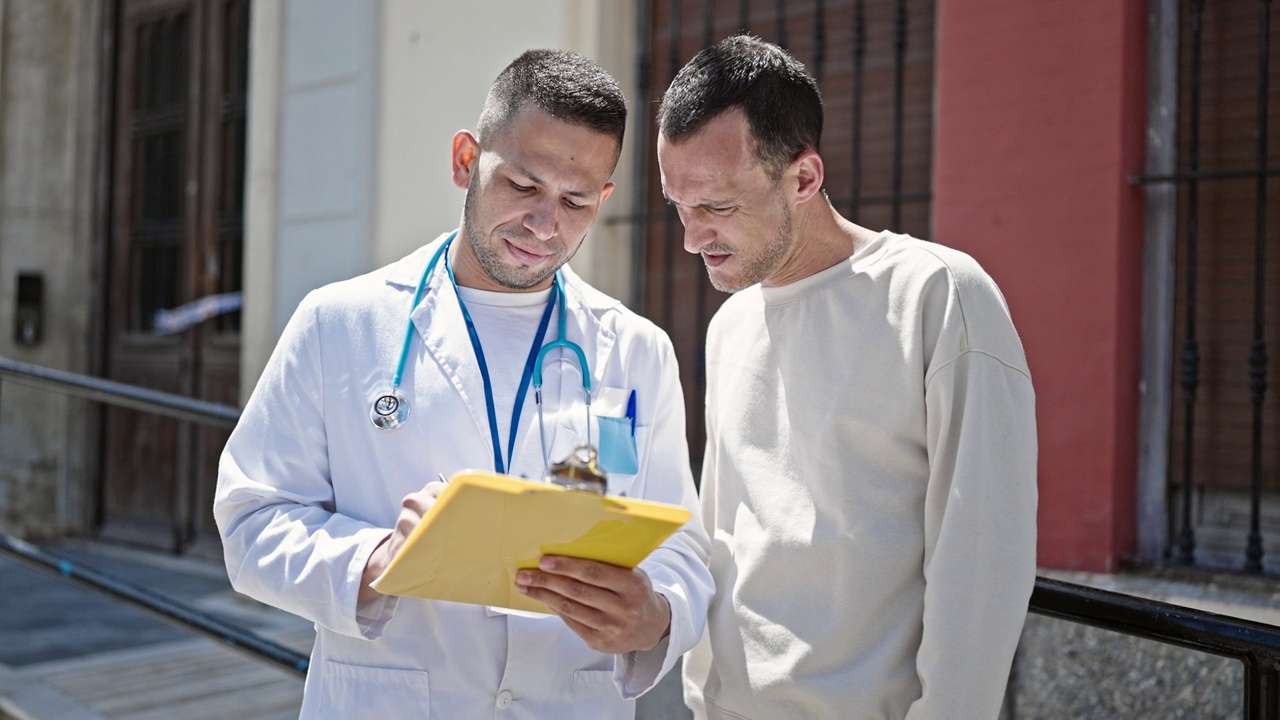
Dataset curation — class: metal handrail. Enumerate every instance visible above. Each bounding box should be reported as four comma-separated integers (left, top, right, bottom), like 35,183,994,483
0,356,240,428
0,357,311,676
1031,577,1280,717
0,534,308,677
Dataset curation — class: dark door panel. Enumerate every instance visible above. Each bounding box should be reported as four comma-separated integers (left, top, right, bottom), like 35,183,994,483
100,0,246,552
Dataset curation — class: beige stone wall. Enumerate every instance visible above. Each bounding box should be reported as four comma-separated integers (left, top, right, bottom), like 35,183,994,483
370,0,639,297
0,0,103,536
241,0,640,395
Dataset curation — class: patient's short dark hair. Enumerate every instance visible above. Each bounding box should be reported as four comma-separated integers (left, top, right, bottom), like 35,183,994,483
659,35,822,179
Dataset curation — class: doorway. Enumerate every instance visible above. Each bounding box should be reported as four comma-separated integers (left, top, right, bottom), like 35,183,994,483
99,0,248,554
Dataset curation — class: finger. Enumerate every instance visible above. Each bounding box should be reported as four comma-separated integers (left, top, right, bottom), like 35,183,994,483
517,568,622,614
402,494,433,516
537,556,633,590
518,584,608,630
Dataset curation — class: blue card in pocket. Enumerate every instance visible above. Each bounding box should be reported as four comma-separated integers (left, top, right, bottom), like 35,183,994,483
597,415,639,475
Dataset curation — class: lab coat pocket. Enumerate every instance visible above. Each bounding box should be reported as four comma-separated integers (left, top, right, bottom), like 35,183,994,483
589,387,642,494
597,415,639,475
317,661,429,718
573,670,633,720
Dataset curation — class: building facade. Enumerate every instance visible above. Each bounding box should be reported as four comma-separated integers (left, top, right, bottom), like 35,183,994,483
0,0,1276,715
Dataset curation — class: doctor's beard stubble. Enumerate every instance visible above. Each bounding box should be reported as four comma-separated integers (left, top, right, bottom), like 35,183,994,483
462,174,567,291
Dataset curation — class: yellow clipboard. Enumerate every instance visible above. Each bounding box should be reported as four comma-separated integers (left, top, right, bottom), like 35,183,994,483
370,470,692,614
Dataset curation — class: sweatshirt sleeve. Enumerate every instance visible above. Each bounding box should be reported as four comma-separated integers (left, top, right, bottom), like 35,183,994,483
907,348,1038,719
214,292,398,640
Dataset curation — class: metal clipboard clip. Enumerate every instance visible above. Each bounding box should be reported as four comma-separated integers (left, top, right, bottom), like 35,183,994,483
545,445,608,495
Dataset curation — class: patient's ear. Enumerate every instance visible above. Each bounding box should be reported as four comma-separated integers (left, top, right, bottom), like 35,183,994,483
790,150,825,206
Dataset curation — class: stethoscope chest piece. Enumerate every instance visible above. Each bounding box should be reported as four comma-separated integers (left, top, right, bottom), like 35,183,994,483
370,393,410,430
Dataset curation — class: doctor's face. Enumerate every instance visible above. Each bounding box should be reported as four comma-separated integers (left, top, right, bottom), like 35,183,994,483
452,106,618,292
658,109,797,293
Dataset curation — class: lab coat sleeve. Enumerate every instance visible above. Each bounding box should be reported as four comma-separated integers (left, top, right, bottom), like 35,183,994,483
612,334,714,699
907,350,1038,719
214,292,397,640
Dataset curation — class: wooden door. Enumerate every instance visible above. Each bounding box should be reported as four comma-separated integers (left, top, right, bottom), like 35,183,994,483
99,0,248,553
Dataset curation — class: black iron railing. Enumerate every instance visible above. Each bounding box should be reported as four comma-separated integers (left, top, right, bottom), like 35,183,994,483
0,355,307,676
0,356,239,428
1031,578,1280,718
1133,0,1276,574
0,534,308,677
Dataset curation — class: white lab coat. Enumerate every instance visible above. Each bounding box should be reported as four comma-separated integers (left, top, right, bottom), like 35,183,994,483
215,232,713,719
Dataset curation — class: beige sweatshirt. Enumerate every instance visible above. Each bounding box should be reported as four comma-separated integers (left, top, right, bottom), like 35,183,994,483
683,232,1038,719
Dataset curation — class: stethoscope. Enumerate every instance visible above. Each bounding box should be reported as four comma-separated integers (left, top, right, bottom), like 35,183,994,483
370,231,591,477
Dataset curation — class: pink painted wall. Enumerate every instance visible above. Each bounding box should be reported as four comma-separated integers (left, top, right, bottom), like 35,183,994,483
932,0,1150,571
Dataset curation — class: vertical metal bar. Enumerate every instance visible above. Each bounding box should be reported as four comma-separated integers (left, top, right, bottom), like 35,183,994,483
775,0,786,47
812,0,826,82
661,0,682,331
695,0,714,416
703,0,715,47
1245,655,1260,720
850,0,866,222
631,0,654,312
1243,654,1280,720
891,0,907,230
1174,0,1205,566
740,0,750,33
1244,0,1271,574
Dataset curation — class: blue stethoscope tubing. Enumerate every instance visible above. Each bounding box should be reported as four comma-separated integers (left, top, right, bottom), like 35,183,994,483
370,230,592,476
532,280,592,474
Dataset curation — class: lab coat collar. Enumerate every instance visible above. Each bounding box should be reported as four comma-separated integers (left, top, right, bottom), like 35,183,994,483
556,264,616,396
383,232,453,289
390,231,618,398
392,230,619,466
404,233,489,450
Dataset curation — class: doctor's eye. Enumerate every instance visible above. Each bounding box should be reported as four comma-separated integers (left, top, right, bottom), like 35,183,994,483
562,198,587,211
509,181,534,193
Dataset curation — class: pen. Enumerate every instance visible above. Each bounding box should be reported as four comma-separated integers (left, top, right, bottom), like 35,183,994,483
625,389,637,436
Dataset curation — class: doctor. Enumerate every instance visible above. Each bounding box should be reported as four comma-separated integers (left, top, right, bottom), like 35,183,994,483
215,49,712,719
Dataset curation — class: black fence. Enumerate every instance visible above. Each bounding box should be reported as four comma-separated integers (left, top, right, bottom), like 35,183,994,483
1134,0,1278,573
1032,578,1280,717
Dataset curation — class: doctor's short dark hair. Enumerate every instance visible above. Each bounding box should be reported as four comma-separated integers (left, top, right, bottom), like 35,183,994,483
478,49,627,162
658,35,823,180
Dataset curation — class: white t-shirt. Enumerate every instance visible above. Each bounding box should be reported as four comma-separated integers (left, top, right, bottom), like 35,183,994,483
454,284,555,473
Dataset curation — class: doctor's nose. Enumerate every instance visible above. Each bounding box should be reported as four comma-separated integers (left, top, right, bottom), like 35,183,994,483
523,200,558,241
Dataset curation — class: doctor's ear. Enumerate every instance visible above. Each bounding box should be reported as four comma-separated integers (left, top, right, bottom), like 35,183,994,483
451,130,480,189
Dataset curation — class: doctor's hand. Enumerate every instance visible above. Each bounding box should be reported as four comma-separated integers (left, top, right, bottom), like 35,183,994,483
514,556,671,654
358,479,448,602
